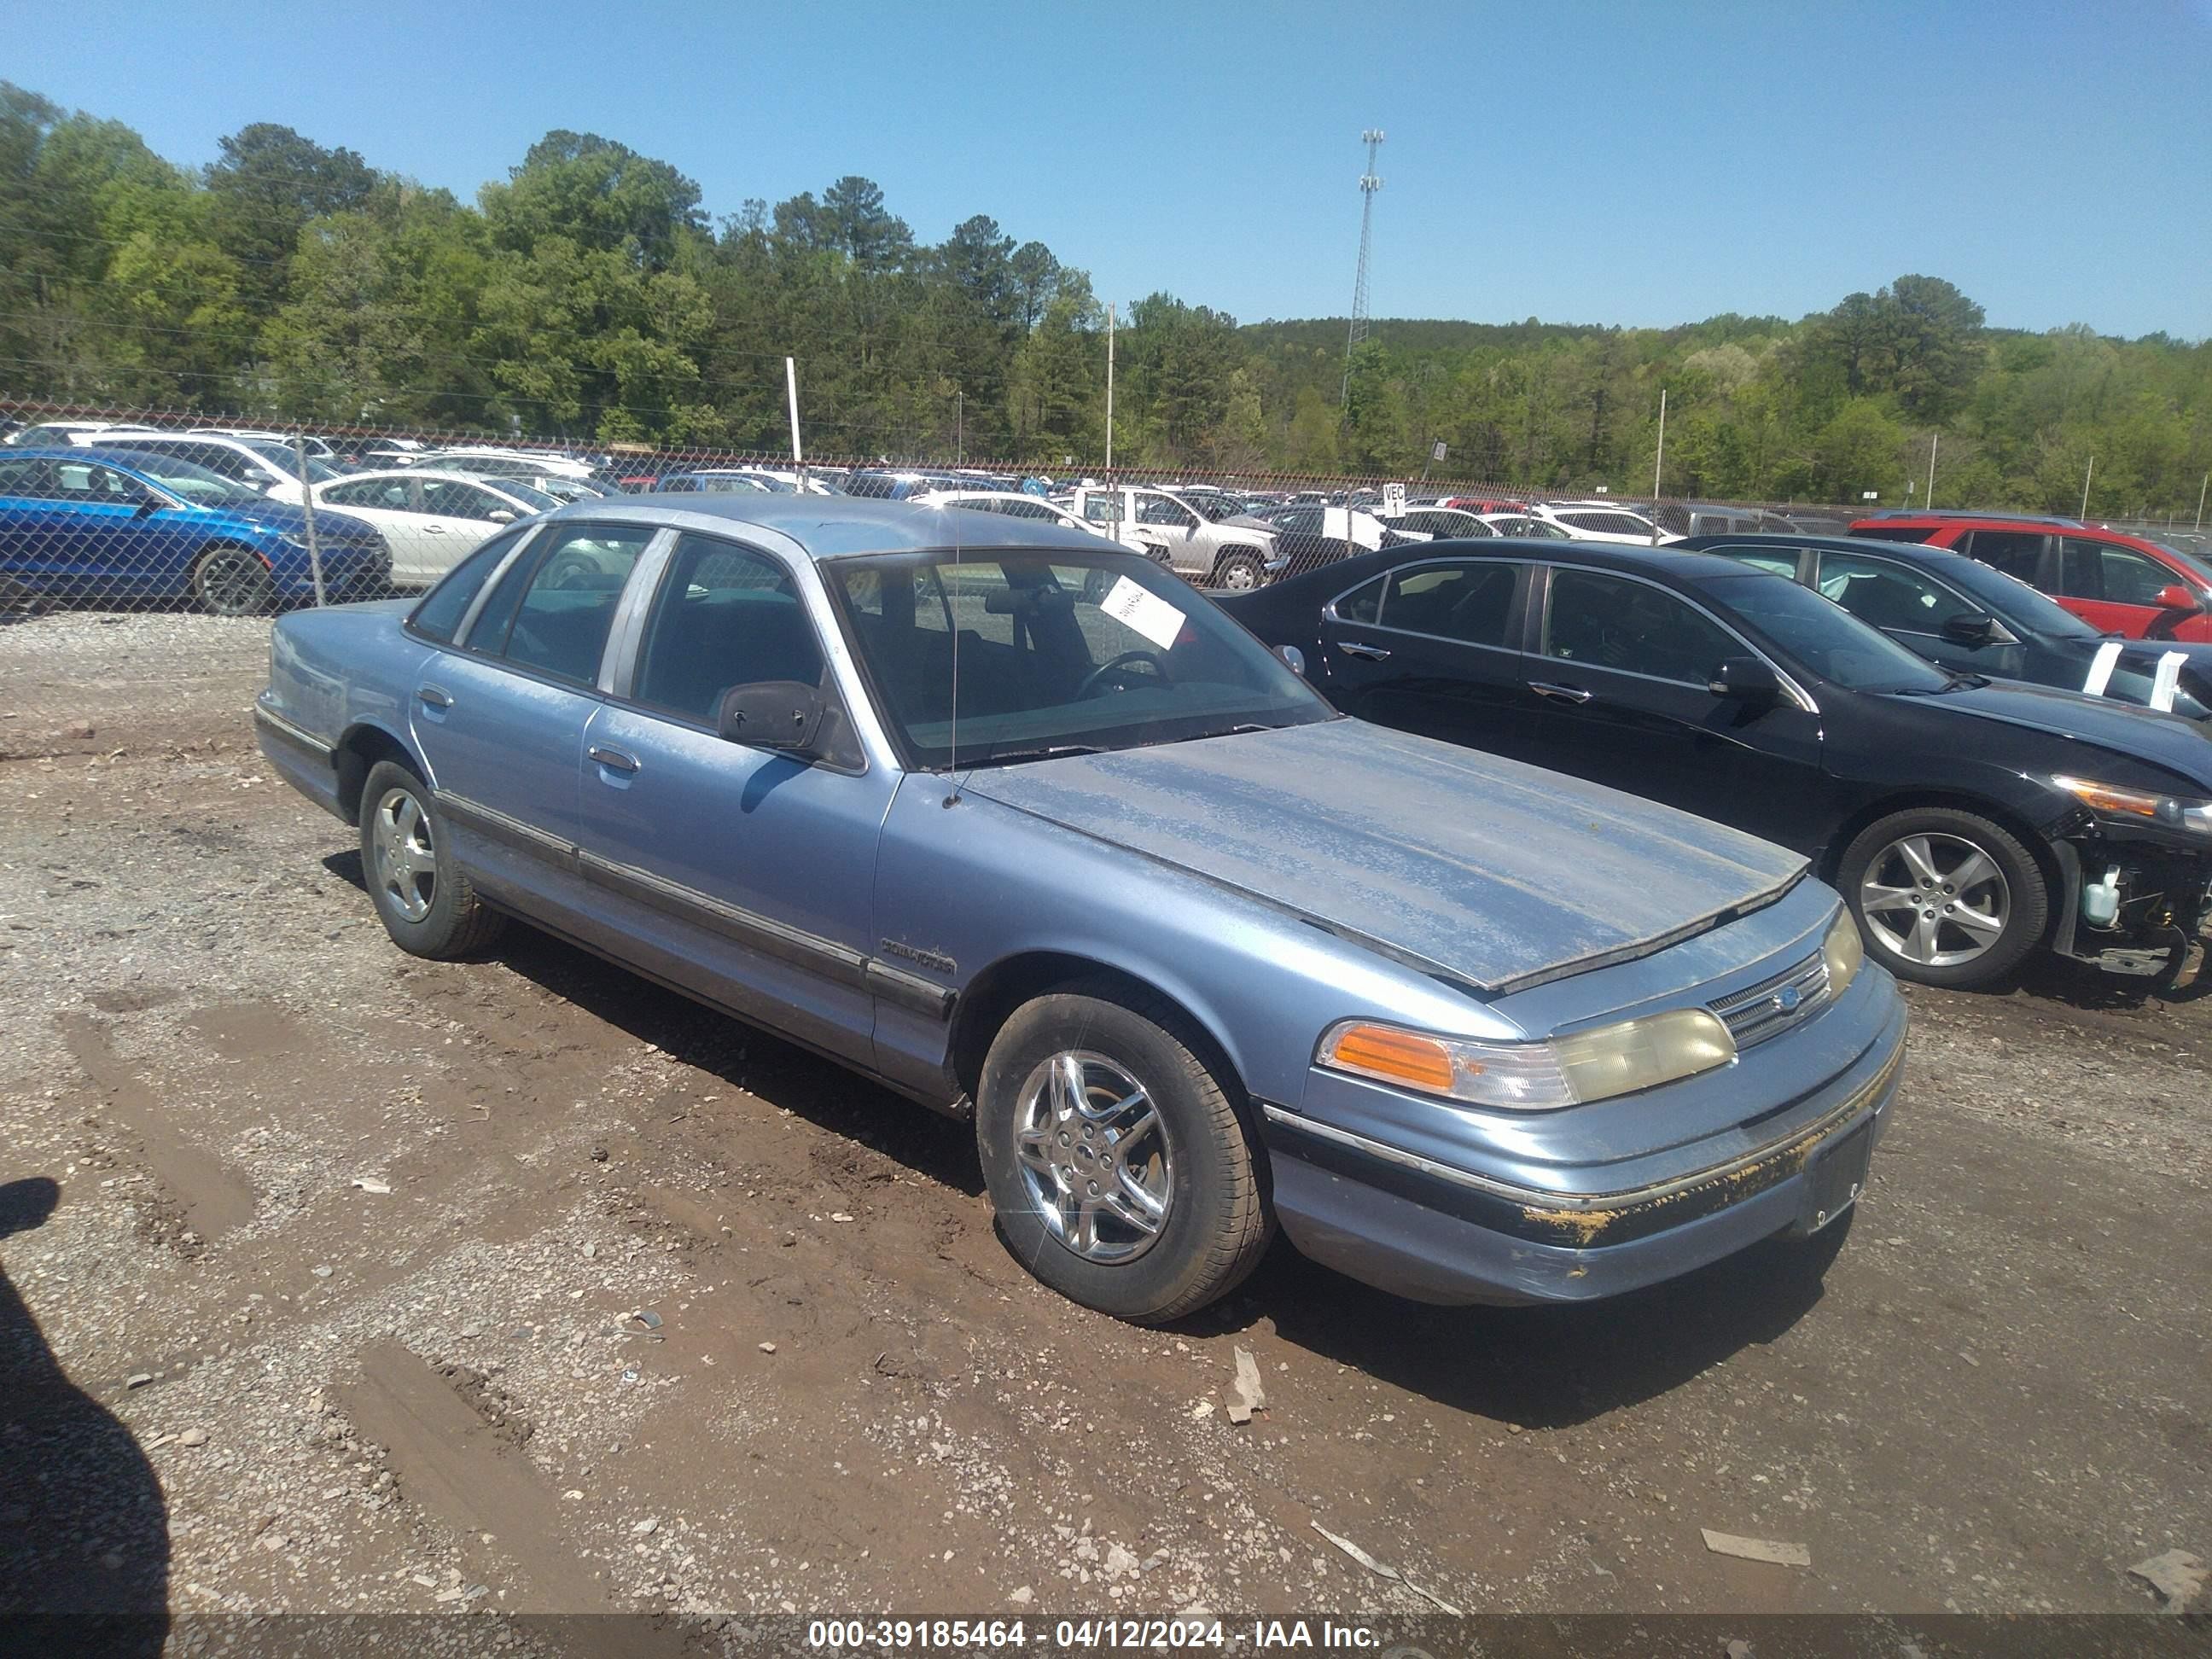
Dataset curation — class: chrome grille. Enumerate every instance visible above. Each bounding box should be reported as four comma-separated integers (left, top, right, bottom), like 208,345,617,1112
1710,952,1831,1049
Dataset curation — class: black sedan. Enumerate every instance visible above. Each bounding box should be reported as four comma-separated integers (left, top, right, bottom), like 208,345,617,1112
1680,533,2212,723
1220,539,2212,991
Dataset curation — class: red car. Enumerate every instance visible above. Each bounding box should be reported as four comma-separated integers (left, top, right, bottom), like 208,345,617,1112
1849,513,2212,643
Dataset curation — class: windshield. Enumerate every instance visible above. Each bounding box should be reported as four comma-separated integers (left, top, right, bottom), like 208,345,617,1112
827,549,1333,769
1696,572,1953,693
500,480,562,512
2153,542,2212,587
237,438,339,482
1930,554,2102,638
104,451,266,507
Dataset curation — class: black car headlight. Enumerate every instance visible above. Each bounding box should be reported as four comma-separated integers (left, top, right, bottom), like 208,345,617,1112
2054,776,2212,837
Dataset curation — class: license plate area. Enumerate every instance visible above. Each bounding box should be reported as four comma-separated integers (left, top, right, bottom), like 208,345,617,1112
1803,1120,1873,1232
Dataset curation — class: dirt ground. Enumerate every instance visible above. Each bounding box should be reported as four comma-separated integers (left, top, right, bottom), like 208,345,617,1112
2,612,2208,1634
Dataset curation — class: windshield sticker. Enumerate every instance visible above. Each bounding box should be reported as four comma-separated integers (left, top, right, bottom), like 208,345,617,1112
2081,640,2123,699
1102,574,1186,651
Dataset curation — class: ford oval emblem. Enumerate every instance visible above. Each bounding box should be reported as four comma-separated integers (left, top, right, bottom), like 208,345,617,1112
1773,985,1804,1014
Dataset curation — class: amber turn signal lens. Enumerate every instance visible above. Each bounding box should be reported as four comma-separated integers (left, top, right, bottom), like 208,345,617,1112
1322,1023,1458,1092
2054,776,2161,818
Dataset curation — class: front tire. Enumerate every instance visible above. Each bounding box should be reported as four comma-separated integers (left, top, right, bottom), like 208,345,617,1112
1211,550,1264,591
193,545,275,616
975,985,1270,1322
358,760,506,958
1838,806,2048,987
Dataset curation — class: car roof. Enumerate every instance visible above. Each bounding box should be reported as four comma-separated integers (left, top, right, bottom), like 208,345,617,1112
539,492,1110,558
1284,536,1757,592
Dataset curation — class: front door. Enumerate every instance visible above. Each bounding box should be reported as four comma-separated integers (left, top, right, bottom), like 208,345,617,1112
2055,536,2212,643
574,532,891,1062
408,521,657,918
1526,564,1831,856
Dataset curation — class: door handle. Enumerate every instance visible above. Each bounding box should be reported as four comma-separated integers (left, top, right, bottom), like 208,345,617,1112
417,684,453,709
1337,641,1392,661
1528,680,1594,704
422,524,447,533
588,744,641,775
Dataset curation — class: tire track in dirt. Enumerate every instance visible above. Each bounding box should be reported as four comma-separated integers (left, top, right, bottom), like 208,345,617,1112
58,1010,256,1238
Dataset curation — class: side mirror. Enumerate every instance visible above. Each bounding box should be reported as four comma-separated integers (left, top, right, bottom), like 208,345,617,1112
2153,584,2203,613
1708,655,1781,701
718,681,829,756
1940,612,1999,647
486,509,516,525
1274,643,1307,678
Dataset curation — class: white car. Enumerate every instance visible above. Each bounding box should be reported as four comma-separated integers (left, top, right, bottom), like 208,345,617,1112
1382,505,1497,540
86,431,336,504
911,489,1146,554
1529,503,1683,544
428,446,601,483
1059,486,1276,587
189,428,342,464
7,419,141,447
311,469,558,587
1476,512,1574,539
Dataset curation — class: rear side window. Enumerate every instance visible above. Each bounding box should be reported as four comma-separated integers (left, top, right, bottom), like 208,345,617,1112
1960,530,2048,581
499,526,655,684
1543,568,1738,685
1378,562,1521,647
1333,575,1384,624
1711,546,1802,579
409,531,526,644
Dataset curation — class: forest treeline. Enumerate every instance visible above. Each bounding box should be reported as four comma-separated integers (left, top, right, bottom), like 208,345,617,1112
3,83,2207,511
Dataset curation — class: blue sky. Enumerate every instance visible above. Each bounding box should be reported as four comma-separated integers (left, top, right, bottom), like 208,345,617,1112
14,1,2211,338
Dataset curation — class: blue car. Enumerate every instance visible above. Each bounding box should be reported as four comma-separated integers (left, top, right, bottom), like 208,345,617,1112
254,498,1906,1321
0,447,390,614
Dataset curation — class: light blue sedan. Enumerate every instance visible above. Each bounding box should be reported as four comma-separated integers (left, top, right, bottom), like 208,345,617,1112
255,497,1906,1321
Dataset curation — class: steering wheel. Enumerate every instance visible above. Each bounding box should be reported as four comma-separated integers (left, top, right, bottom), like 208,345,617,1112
1076,649,1173,700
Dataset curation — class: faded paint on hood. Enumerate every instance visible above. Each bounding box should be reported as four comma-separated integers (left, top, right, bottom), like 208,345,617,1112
963,719,1808,994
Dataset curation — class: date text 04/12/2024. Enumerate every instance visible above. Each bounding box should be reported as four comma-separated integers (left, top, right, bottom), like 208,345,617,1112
804,1619,1391,1650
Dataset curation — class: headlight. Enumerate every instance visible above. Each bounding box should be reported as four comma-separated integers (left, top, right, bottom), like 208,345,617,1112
1317,1008,1736,1111
1823,906,1864,998
2054,776,2212,837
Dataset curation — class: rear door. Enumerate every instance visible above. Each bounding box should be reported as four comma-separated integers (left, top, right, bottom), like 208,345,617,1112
414,478,518,579
1952,528,2059,609
408,521,658,920
2055,535,2212,643
1316,558,1553,767
1132,492,1202,574
1524,563,1830,854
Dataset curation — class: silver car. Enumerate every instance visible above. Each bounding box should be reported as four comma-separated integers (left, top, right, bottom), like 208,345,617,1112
1062,486,1276,589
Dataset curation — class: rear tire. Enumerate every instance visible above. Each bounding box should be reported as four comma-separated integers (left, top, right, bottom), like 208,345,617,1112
975,984,1270,1323
1837,806,2047,988
358,760,506,958
192,545,275,616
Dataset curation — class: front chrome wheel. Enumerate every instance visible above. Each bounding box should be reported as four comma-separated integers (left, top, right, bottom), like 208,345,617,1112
1012,1051,1173,1264
1857,831,2009,968
369,786,437,923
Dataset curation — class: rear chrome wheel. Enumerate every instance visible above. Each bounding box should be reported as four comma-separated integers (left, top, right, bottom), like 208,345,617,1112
368,786,437,923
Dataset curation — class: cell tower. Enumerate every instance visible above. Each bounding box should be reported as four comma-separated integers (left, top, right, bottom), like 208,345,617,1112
1341,129,1384,408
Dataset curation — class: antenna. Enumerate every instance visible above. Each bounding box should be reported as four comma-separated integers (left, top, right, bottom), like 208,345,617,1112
1342,129,1384,409
942,506,963,806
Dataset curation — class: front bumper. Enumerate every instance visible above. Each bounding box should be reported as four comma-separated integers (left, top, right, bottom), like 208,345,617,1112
1260,978,1908,1307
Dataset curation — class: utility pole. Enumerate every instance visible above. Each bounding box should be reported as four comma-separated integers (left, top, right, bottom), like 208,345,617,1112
1926,430,1939,510
955,390,963,464
1104,304,1115,474
2197,470,2208,529
1341,130,1384,410
1650,389,1667,544
2080,454,2095,520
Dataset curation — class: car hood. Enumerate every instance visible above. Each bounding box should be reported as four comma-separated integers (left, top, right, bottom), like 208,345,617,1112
199,498,382,544
963,719,1809,995
1888,678,2212,788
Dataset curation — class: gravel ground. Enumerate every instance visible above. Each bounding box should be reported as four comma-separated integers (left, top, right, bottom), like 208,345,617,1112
2,610,2208,1636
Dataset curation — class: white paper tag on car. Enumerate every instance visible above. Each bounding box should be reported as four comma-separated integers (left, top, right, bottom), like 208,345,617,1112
1102,575,1186,651
2151,649,2186,713
2081,639,2123,698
